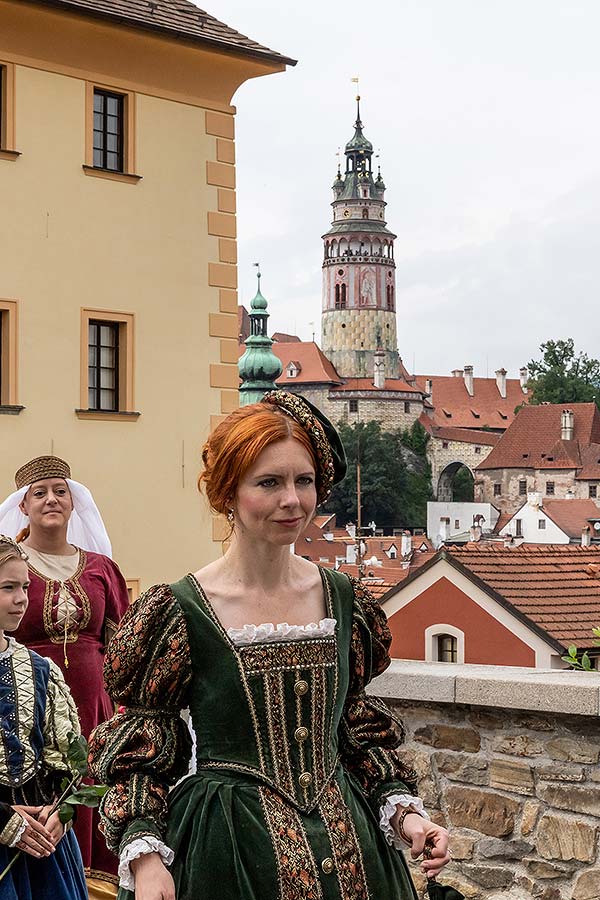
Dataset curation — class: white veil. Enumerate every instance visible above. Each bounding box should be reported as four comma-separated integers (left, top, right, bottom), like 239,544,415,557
0,479,112,557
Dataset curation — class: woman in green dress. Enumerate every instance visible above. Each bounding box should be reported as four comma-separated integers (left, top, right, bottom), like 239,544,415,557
89,391,450,900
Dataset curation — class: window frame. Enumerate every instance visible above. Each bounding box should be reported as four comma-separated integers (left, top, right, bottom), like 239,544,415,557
493,483,502,496
0,61,18,160
590,484,598,499
538,519,546,530
546,481,555,496
87,319,120,412
0,299,19,408
84,82,139,183
78,308,138,420
519,480,527,496
349,399,359,414
425,624,465,664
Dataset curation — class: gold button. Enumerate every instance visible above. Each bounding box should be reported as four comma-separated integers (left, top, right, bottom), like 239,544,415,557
295,726,309,742
294,680,309,696
321,858,334,874
298,771,312,788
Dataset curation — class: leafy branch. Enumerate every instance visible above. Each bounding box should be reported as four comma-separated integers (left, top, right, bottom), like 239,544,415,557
561,627,600,671
0,733,107,883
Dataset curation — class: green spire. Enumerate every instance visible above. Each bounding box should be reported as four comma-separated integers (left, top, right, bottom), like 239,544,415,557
238,267,282,405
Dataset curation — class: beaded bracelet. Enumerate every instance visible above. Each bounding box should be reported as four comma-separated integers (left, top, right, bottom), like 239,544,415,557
397,805,422,846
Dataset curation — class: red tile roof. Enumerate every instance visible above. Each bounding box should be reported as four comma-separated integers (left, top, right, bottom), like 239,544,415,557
237,340,342,385
238,306,250,342
414,374,527,430
331,378,424,395
445,544,600,649
32,0,296,64
477,403,600,471
577,444,600,480
540,500,600,539
418,415,501,447
272,333,301,343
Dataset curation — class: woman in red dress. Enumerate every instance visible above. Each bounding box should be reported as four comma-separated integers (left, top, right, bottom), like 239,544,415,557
0,455,129,899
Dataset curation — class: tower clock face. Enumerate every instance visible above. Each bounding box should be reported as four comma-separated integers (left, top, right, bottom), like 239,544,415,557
343,209,351,218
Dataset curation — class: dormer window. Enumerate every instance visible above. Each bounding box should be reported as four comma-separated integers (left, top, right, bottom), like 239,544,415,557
286,361,301,378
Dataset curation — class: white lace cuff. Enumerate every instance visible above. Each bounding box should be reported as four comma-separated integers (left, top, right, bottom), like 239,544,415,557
118,836,174,891
8,815,26,847
379,794,429,849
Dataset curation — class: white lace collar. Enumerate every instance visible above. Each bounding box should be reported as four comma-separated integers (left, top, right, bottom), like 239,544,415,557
0,636,18,659
227,618,337,646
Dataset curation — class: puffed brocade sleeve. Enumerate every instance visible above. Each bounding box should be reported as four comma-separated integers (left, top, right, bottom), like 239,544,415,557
42,659,81,790
88,584,193,855
339,576,419,814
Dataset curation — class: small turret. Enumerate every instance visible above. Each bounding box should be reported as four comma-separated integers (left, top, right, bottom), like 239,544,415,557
238,269,283,405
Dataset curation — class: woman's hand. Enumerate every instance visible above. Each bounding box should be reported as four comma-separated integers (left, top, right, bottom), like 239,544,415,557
11,805,56,858
393,809,451,879
131,851,176,900
38,807,65,844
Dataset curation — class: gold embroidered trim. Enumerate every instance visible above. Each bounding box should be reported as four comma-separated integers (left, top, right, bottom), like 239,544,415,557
239,639,336,676
319,781,370,899
0,812,25,846
33,550,91,644
259,786,323,900
0,644,38,787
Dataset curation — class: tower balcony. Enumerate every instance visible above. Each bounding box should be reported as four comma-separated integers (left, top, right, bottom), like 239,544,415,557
323,252,395,265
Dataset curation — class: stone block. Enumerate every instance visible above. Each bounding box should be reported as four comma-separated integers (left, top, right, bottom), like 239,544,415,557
414,724,480,753
537,814,596,862
454,673,599,716
433,751,488,785
490,758,534,795
534,762,585,782
461,864,513,889
448,833,475,860
536,783,600,817
479,837,533,859
573,869,600,900
520,800,541,836
546,737,599,764
369,661,456,703
493,734,545,756
445,786,519,837
523,859,566,879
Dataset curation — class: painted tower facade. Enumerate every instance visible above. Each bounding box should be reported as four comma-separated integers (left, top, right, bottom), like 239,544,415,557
321,99,400,378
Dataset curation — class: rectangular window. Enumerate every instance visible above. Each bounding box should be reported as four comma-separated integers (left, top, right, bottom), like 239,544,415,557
519,480,527,495
546,481,555,496
474,446,481,454
538,519,546,530
590,485,598,499
442,441,449,450
349,399,358,413
437,635,457,663
454,519,460,530
404,401,410,413
0,299,18,406
0,62,16,155
93,89,124,171
493,483,501,496
515,519,523,537
85,83,137,180
79,309,136,419
88,320,119,410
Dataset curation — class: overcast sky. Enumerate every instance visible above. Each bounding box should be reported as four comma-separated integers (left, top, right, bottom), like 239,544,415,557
199,0,600,378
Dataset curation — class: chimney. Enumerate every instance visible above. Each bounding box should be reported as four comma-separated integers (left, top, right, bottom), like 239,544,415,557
463,365,474,396
519,366,529,393
582,525,592,547
425,378,433,398
503,534,514,548
561,409,574,441
373,347,385,389
346,523,356,539
400,531,412,557
495,367,507,399
451,368,463,378
469,524,482,542
527,492,542,509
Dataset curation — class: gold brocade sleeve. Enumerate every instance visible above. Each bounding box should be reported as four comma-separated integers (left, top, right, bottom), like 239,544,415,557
88,584,193,854
42,659,81,779
339,577,418,808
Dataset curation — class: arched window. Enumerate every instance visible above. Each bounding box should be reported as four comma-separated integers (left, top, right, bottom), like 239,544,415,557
437,635,457,663
334,284,340,309
424,625,465,663
362,208,369,219
340,284,347,308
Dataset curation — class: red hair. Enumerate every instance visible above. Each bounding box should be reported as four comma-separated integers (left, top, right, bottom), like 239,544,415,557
199,403,318,516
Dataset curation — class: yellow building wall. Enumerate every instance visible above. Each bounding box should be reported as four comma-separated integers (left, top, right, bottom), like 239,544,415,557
0,1,285,588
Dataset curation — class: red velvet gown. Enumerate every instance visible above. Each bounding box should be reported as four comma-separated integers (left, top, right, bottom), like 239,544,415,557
14,549,130,888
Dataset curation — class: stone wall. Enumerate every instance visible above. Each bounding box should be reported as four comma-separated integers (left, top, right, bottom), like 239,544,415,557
279,383,425,432
428,438,495,501
370,661,600,900
475,468,599,514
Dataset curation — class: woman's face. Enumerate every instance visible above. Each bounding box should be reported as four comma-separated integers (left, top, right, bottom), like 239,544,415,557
0,558,29,634
19,478,73,533
234,437,317,546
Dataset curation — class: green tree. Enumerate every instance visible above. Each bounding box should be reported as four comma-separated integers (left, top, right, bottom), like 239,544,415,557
451,466,474,502
528,339,600,407
323,421,432,529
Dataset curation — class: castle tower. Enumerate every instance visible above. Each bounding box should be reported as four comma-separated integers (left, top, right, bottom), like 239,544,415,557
321,97,400,378
238,270,283,405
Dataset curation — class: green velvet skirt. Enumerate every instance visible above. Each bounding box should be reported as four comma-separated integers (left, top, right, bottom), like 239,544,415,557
119,767,418,900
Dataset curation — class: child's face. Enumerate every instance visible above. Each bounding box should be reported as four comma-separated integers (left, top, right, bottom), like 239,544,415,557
0,558,29,633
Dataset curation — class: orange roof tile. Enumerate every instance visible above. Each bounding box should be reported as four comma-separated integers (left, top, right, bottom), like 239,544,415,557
272,332,301,342
540,500,600,539
238,340,343,385
576,444,600,480
414,374,527,430
418,415,501,447
331,378,424,395
445,545,600,649
477,403,600,471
